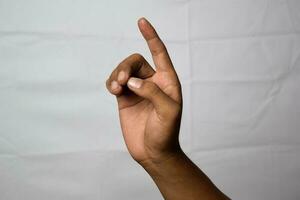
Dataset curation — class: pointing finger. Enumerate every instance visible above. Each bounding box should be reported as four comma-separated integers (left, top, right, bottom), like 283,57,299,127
138,17,179,84
138,18,172,70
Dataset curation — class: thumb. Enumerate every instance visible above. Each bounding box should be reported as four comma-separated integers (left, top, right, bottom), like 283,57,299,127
126,77,179,119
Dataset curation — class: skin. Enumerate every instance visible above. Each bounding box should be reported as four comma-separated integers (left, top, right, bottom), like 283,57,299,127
106,17,230,200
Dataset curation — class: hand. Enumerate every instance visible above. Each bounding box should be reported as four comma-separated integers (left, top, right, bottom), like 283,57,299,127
106,18,183,165
106,18,230,200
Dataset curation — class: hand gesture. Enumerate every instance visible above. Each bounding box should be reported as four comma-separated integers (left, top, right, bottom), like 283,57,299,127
106,18,182,164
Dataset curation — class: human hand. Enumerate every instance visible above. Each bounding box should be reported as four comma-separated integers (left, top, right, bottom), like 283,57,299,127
105,18,230,200
106,18,183,165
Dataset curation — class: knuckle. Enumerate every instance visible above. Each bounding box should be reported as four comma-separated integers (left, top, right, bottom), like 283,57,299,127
110,70,118,81
131,53,143,60
116,62,126,71
151,40,166,56
110,64,120,78
131,53,146,64
117,57,131,70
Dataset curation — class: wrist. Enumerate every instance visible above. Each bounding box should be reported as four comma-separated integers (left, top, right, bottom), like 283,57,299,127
139,147,186,176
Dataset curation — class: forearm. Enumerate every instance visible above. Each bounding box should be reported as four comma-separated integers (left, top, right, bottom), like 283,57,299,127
140,149,230,200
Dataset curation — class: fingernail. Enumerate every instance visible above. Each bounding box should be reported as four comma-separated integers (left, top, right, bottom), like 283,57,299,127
139,17,147,24
127,77,142,89
110,80,119,91
117,71,126,82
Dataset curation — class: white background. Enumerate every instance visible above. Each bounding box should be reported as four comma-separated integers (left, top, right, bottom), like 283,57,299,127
0,0,300,199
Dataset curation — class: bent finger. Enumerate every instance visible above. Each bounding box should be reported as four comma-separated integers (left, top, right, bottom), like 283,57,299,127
126,77,180,119
106,53,155,95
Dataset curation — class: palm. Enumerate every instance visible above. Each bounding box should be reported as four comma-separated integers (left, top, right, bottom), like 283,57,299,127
119,97,156,162
118,73,174,162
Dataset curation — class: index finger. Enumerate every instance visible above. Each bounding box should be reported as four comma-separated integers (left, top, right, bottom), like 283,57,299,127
138,18,175,73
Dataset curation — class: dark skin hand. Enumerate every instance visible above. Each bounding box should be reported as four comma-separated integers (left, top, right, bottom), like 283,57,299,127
106,17,230,200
